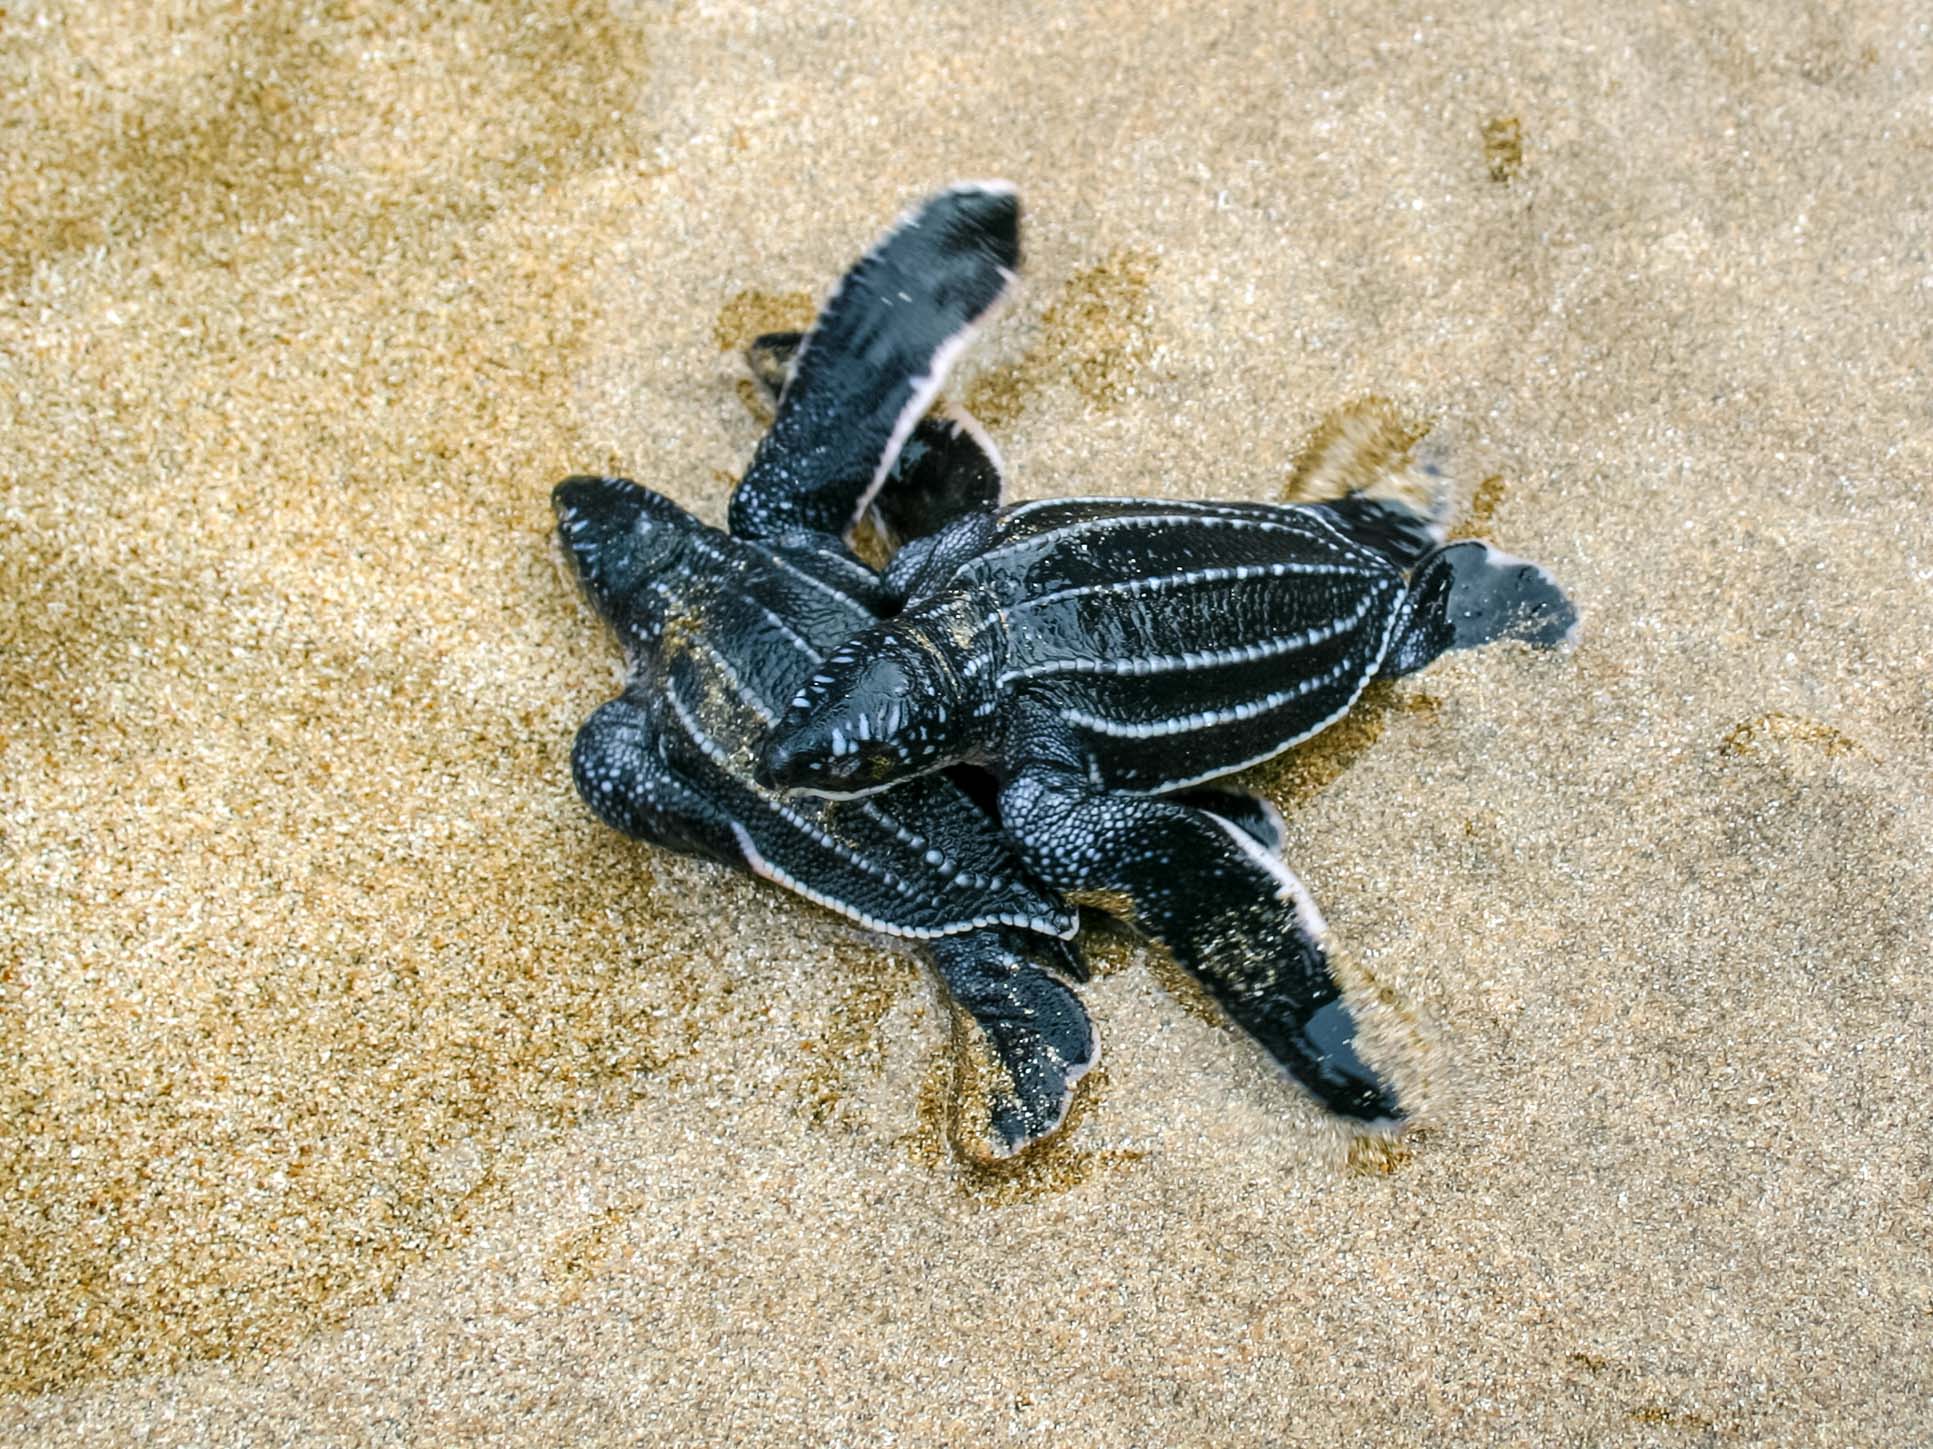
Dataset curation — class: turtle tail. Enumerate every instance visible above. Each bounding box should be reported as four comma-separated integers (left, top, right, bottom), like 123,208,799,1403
1284,398,1450,569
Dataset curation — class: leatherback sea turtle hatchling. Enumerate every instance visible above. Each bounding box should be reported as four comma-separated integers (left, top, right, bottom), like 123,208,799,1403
759,216,1579,1128
555,183,1099,1159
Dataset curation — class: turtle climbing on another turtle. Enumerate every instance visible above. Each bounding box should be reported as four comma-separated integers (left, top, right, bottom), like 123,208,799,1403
758,196,1577,1131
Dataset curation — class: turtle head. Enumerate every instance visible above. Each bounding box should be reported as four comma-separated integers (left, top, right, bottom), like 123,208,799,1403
553,475,701,627
758,623,975,798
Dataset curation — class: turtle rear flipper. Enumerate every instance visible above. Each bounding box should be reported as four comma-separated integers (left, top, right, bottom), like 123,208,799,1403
1383,540,1579,677
929,928,1097,1160
730,182,1020,544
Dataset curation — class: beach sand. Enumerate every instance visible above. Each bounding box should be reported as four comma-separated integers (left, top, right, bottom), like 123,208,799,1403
3,0,1929,1441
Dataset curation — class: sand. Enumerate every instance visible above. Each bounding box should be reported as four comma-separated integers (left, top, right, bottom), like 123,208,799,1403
2,0,1929,1442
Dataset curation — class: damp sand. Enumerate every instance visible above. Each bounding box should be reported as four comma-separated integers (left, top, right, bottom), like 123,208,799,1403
2,1,1929,1442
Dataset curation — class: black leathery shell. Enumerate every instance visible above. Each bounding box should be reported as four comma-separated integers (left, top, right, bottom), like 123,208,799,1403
962,497,1407,792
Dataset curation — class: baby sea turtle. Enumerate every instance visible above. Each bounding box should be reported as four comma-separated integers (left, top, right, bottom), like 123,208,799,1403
759,226,1578,1129
556,183,1094,1159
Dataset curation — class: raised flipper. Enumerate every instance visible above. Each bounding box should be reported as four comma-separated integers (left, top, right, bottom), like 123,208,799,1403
744,333,1005,551
999,764,1401,1126
1315,493,1444,571
730,182,1020,544
571,691,739,863
928,927,1097,1160
1383,540,1579,677
1168,787,1288,859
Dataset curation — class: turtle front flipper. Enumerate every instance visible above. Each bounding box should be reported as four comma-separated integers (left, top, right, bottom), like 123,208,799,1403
572,691,739,864
999,764,1403,1127
878,507,998,608
743,332,1006,551
730,182,1020,544
928,927,1097,1160
1383,540,1579,677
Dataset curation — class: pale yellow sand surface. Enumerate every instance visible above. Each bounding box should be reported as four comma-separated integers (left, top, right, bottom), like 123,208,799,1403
3,1,1930,1442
